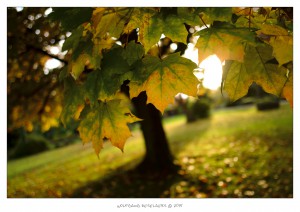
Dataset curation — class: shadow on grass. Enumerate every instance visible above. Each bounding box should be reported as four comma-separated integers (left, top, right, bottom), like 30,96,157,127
72,118,213,198
71,161,214,198
71,162,180,198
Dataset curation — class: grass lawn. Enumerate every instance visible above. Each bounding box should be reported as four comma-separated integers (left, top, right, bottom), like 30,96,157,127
7,103,293,198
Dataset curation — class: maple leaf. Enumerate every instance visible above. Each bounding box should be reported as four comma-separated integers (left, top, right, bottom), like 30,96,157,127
92,8,127,39
200,7,233,24
49,8,94,32
84,46,130,105
223,44,289,101
78,95,141,155
60,77,85,127
88,8,130,68
69,54,90,80
158,15,188,44
195,24,256,63
269,36,293,66
129,53,198,113
222,61,252,101
282,64,293,107
177,8,202,27
232,7,253,16
62,26,84,52
124,9,188,51
123,8,159,52
256,25,293,66
178,8,232,28
122,41,145,66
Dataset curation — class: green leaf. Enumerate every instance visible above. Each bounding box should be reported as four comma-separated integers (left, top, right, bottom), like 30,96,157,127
122,41,145,66
177,8,202,27
71,35,94,60
78,95,141,155
125,10,188,51
196,24,256,63
59,66,69,82
223,44,289,101
200,7,233,24
62,26,84,52
222,61,253,101
129,53,198,113
92,8,128,39
70,54,90,80
49,7,94,32
123,8,159,52
84,46,130,105
60,77,85,127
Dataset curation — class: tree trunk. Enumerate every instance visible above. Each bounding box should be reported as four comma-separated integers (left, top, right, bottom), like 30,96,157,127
131,91,178,174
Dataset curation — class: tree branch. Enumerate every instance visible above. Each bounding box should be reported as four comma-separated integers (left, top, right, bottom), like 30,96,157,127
26,44,68,65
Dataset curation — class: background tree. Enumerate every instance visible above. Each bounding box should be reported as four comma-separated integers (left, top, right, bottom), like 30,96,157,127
8,7,66,132
7,7,293,173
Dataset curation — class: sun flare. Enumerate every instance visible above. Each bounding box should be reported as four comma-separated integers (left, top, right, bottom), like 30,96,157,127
199,55,223,90
184,44,223,91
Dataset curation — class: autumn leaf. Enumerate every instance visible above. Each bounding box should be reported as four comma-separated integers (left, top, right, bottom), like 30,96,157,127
222,61,252,101
195,24,256,63
233,7,253,16
269,36,293,66
122,41,145,66
282,64,293,107
177,8,202,27
60,77,85,127
92,8,127,39
123,8,160,52
223,44,289,101
158,14,188,44
62,26,84,52
78,95,141,155
49,8,94,32
84,46,130,105
256,25,293,66
257,24,289,36
200,7,233,24
70,54,90,80
129,53,198,113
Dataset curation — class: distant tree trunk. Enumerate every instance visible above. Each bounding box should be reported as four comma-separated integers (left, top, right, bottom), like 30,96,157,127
131,91,177,174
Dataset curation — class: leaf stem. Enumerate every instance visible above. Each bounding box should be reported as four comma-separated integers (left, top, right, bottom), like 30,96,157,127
199,14,209,29
248,8,252,30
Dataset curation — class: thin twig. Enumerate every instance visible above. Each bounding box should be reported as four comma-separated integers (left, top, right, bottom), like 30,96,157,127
26,44,68,64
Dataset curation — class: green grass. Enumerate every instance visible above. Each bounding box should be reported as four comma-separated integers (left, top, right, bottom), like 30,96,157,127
7,104,293,198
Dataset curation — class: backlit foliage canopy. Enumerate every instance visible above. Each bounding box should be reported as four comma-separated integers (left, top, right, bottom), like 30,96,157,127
8,7,293,156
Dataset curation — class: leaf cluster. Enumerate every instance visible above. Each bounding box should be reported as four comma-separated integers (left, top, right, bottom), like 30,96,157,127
8,7,293,156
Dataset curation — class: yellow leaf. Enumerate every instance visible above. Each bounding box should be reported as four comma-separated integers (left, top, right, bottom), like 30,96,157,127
233,7,253,16
269,36,293,66
257,24,289,36
256,25,292,66
129,54,198,113
74,104,85,120
197,33,245,63
222,44,289,102
282,70,293,107
196,27,255,63
71,54,90,80
78,97,141,155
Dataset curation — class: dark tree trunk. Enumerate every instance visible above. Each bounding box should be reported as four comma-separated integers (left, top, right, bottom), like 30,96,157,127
131,91,178,174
